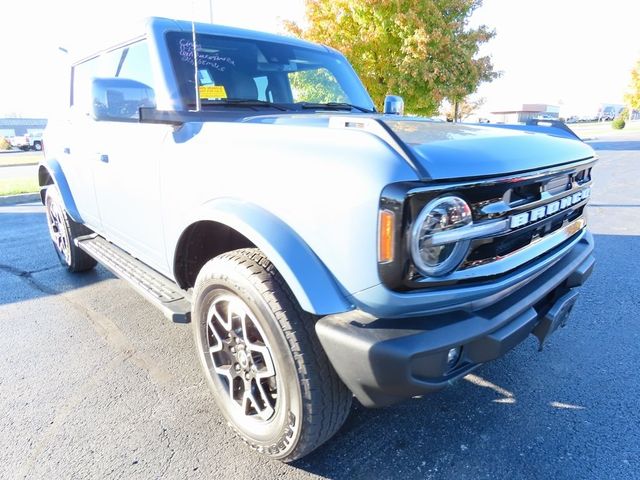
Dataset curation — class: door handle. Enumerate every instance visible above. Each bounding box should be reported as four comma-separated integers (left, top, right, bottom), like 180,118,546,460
98,154,109,163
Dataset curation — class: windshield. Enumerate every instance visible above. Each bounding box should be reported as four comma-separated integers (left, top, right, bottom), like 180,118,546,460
166,32,375,111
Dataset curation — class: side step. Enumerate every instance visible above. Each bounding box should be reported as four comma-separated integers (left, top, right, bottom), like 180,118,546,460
75,234,191,323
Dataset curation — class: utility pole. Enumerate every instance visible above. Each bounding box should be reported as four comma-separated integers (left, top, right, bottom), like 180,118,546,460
209,0,213,23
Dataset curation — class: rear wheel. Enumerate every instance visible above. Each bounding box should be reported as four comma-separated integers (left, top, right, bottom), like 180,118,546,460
45,186,97,272
33,141,42,151
192,248,352,461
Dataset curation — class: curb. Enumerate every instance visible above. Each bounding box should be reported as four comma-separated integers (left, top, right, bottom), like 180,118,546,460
0,193,41,206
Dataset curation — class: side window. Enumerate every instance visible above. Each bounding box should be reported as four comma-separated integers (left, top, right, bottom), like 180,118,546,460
115,41,155,89
71,56,102,111
71,41,155,119
288,68,348,104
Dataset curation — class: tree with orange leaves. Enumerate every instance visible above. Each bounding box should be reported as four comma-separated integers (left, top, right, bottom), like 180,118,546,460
285,0,498,116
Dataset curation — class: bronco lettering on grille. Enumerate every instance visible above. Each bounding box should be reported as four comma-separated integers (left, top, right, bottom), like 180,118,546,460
509,187,590,229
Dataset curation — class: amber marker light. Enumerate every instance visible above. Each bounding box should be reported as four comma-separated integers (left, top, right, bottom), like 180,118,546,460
378,210,395,263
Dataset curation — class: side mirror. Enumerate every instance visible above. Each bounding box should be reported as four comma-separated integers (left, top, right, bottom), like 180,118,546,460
92,77,156,122
383,95,405,115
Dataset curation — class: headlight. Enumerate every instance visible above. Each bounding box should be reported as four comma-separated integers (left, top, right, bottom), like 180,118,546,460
410,195,472,277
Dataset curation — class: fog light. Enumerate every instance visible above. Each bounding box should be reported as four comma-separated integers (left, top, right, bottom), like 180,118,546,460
447,347,461,369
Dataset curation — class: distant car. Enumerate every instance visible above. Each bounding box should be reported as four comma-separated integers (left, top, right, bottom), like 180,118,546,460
10,133,43,151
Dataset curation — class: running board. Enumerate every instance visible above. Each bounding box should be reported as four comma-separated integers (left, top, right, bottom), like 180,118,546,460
75,234,191,323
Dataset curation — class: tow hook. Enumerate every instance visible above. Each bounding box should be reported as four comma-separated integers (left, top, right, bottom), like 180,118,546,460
533,290,579,351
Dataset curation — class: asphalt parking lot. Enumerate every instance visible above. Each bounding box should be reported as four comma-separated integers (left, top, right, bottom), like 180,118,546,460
1,134,638,479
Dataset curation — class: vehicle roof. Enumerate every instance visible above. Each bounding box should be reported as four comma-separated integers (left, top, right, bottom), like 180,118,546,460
73,16,328,64
158,17,327,51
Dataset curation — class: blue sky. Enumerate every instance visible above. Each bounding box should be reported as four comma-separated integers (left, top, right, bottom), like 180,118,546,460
0,0,638,117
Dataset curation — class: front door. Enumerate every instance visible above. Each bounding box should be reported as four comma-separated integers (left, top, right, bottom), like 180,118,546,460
92,121,171,273
88,40,171,273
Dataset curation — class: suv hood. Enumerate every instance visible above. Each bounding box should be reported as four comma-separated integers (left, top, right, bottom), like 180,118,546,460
243,114,595,180
381,119,594,180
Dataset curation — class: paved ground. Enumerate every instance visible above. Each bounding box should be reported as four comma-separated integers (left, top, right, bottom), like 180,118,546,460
1,135,638,479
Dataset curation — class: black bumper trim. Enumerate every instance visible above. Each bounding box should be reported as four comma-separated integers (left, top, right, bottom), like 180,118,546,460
316,233,594,407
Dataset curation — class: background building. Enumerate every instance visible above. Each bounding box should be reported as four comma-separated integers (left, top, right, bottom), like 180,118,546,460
0,118,47,139
490,104,560,124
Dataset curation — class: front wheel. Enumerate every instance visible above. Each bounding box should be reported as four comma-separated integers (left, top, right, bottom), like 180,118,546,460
45,186,97,272
192,248,352,461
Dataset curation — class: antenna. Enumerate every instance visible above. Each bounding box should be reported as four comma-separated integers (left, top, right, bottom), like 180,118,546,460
191,1,201,112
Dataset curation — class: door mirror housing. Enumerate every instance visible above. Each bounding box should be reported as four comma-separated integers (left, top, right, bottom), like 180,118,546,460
383,95,405,115
92,77,156,122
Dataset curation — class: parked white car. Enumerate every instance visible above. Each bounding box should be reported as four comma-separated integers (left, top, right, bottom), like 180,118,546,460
10,132,43,151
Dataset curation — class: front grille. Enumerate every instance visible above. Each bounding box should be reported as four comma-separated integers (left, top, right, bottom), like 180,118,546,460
462,204,586,269
399,158,595,289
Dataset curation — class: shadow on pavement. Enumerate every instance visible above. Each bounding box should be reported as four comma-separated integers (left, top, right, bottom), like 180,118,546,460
0,204,113,306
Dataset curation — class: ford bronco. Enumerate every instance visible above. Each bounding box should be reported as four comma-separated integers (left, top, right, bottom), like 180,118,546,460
40,17,595,461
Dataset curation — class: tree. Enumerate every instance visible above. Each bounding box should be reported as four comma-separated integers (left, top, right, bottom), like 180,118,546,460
0,136,11,151
289,68,349,103
442,96,485,122
625,59,640,118
285,0,498,116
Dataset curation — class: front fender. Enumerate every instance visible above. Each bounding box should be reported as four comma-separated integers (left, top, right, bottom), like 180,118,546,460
181,198,353,315
38,158,83,223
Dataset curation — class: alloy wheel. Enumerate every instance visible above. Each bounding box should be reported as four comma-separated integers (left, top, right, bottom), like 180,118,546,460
46,195,71,265
205,294,278,421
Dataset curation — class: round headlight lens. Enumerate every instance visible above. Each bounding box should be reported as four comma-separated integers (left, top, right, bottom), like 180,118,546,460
411,195,472,277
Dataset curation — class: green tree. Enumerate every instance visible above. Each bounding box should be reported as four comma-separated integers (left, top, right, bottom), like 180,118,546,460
285,0,498,115
625,59,640,113
289,68,348,103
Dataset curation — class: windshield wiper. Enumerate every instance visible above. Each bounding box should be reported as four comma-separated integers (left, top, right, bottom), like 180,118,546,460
199,99,289,111
298,102,375,113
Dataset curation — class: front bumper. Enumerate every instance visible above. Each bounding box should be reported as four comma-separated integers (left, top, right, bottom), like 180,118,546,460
316,231,594,407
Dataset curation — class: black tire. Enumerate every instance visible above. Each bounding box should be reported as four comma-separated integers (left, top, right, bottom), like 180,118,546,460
33,141,42,151
192,248,352,461
44,186,97,272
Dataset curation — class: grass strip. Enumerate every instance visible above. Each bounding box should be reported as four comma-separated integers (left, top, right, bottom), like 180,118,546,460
0,177,39,196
